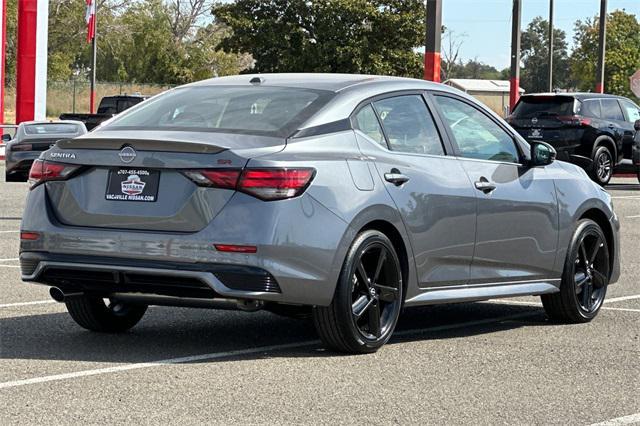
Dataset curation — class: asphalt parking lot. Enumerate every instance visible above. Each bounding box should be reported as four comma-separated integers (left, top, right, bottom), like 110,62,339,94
0,165,638,425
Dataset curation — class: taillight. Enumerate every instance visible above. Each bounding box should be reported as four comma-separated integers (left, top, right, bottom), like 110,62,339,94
238,168,315,200
557,115,591,126
183,167,315,201
182,169,241,189
11,144,32,152
28,159,80,189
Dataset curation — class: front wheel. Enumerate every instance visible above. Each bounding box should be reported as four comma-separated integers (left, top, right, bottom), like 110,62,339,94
313,230,403,354
65,295,147,332
541,219,609,323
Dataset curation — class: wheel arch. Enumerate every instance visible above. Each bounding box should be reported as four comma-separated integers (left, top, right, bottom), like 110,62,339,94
579,208,615,278
358,220,410,298
591,135,617,162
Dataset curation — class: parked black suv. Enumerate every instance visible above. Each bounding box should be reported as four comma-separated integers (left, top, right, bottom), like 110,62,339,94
508,93,640,185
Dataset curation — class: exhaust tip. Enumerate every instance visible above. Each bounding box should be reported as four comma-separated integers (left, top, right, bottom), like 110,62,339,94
49,287,65,303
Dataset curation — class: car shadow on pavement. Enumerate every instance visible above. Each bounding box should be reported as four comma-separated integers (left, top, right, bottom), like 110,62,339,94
0,302,552,365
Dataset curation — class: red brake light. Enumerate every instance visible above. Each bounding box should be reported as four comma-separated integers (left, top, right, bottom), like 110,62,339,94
28,159,80,189
184,168,315,201
20,231,40,241
238,168,315,200
214,244,257,253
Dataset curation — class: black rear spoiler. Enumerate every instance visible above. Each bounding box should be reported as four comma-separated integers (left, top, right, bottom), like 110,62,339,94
55,138,227,154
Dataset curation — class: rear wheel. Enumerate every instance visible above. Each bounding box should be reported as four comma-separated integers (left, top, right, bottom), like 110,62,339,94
65,295,147,332
590,145,613,186
313,230,403,354
541,219,609,323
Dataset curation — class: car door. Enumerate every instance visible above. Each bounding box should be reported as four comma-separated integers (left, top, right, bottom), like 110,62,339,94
618,98,640,159
430,92,559,284
600,98,631,161
352,94,476,288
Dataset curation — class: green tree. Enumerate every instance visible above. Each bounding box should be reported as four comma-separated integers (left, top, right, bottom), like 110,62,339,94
520,16,571,93
212,0,425,78
571,10,640,101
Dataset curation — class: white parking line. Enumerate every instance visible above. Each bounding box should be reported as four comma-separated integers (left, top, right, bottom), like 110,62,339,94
601,307,640,313
0,258,19,262
0,312,535,390
0,300,56,308
0,265,20,268
0,230,19,233
611,196,640,199
606,294,640,303
626,214,640,219
589,412,640,425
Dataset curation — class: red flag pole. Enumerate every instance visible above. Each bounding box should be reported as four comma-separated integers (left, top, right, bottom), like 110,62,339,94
0,0,6,124
89,1,97,113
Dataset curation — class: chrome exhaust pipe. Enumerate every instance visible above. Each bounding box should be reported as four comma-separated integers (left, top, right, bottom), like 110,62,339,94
49,287,83,303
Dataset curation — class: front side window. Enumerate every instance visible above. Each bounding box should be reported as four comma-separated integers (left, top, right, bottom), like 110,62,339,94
600,99,625,121
353,104,386,147
434,95,520,163
101,86,332,137
620,99,640,123
372,95,444,156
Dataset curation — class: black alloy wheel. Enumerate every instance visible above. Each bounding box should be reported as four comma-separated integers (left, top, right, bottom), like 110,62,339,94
350,241,401,340
542,219,609,323
313,230,403,353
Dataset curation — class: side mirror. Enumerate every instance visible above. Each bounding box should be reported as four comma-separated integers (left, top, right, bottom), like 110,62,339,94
530,141,556,167
634,119,640,131
1,133,11,142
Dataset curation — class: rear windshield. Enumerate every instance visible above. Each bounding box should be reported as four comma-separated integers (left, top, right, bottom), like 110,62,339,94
101,86,334,137
24,123,79,135
512,96,575,118
97,98,144,114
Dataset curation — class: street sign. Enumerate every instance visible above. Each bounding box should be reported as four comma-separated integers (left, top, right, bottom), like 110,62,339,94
631,69,640,98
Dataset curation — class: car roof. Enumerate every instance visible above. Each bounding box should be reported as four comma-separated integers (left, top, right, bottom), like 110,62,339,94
187,73,445,93
520,92,628,101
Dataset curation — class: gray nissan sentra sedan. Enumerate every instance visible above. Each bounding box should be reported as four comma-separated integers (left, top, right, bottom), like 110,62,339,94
19,74,620,353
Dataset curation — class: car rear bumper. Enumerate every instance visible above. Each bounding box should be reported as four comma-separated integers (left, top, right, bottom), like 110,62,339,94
609,213,621,285
20,187,351,306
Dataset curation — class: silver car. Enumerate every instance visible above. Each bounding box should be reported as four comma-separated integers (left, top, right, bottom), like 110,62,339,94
5,121,87,182
19,74,621,353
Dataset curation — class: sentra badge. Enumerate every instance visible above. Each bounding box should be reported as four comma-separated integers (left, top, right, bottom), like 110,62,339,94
50,152,76,159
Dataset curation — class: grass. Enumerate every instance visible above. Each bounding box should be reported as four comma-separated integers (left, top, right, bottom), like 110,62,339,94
3,81,172,123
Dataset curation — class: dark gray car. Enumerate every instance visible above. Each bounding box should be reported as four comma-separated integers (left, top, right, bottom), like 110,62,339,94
19,74,621,353
5,121,87,181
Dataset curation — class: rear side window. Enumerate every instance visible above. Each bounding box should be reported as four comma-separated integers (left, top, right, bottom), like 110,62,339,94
601,99,624,121
101,86,333,137
579,99,602,118
373,95,445,156
353,105,386,147
512,96,575,118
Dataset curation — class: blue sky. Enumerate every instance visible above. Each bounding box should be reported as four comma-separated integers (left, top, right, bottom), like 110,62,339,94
440,0,639,70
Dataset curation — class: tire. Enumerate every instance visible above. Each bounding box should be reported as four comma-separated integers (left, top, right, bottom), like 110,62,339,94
65,295,147,332
541,219,609,323
312,230,403,354
590,145,613,186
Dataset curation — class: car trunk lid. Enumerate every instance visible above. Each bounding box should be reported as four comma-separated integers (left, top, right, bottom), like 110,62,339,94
43,131,285,233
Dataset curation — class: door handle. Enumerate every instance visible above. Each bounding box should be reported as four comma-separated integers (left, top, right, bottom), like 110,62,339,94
474,178,496,194
384,169,410,186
